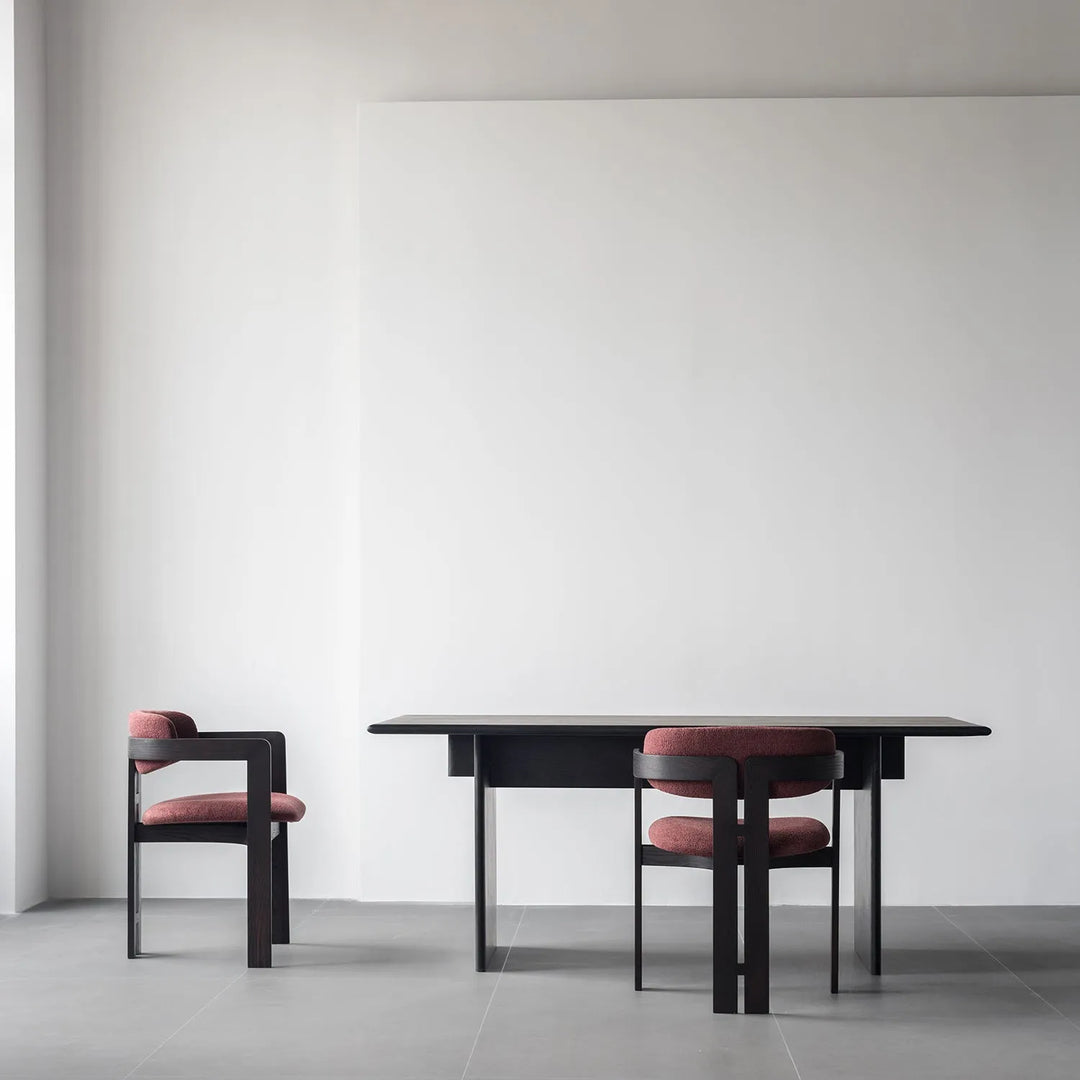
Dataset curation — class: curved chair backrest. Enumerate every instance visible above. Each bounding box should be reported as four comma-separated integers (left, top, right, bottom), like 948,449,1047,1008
129,710,198,774
642,726,836,799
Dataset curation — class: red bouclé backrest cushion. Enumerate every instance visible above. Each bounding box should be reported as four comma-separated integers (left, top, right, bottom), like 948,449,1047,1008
129,710,198,774
642,726,836,799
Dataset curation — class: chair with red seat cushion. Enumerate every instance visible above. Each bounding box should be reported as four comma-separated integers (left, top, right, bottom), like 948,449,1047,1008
127,709,307,967
633,725,843,1014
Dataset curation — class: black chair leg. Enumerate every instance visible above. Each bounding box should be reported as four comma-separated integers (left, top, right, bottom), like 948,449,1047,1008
127,764,141,959
712,853,738,1013
711,766,739,1014
743,846,770,1013
634,785,643,991
247,828,273,967
831,784,841,994
127,839,141,958
634,858,643,990
272,824,290,945
830,874,840,994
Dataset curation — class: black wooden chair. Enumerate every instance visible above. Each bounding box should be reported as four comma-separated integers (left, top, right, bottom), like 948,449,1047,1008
127,709,306,967
633,726,843,1013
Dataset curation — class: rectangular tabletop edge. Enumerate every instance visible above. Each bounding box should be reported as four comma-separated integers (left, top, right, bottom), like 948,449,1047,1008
368,715,992,737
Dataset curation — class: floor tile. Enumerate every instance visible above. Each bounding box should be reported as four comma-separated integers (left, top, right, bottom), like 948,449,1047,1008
1,901,1077,1080
467,906,797,1080
938,906,1080,1025
769,906,1080,1080
0,974,234,1080
776,1012,1080,1080
6,898,321,923
130,970,494,1079
267,903,522,977
466,971,799,1080
0,899,321,979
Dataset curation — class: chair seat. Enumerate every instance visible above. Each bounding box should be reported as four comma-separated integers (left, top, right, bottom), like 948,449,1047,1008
648,815,829,859
142,791,306,826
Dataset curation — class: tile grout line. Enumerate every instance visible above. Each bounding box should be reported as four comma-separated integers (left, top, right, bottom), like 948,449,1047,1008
771,1013,804,1080
120,967,246,1080
933,906,1080,1033
119,899,329,1079
294,897,329,931
459,906,527,1080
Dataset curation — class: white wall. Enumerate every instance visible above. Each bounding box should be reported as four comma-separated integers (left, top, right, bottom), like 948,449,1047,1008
355,96,1080,910
0,0,45,915
0,0,16,913
13,0,46,913
43,0,1080,905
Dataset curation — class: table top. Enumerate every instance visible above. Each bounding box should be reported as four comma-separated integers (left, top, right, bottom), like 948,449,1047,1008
369,715,992,737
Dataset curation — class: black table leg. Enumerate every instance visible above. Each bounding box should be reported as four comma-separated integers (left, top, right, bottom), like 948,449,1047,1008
474,735,497,972
853,735,882,974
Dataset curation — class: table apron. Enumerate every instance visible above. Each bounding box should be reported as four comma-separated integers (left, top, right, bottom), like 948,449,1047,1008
447,732,905,788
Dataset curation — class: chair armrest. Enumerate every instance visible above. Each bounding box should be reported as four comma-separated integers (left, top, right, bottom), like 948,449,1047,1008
745,751,845,785
128,736,273,832
128,736,270,764
634,749,843,788
199,731,287,792
632,748,735,784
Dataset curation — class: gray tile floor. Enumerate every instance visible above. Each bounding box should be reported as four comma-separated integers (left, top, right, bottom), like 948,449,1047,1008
1,901,1078,1079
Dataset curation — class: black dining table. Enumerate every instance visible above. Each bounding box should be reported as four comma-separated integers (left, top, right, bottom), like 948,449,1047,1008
367,714,991,974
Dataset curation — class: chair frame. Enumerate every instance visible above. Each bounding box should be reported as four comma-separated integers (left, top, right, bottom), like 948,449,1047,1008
633,747,844,1014
127,730,292,968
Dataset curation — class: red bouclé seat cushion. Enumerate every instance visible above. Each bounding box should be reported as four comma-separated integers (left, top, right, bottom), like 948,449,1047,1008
649,815,829,859
142,792,307,826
